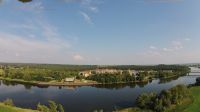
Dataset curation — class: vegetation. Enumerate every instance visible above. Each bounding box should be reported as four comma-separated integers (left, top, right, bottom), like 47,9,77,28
136,85,190,112
0,63,190,85
86,72,137,83
0,99,35,112
0,64,81,82
37,101,64,112
119,77,200,112
0,98,64,112
86,65,190,83
3,98,15,107
183,86,200,112
118,85,191,112
98,64,190,72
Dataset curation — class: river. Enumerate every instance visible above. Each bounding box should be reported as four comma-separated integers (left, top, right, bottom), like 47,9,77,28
0,72,199,112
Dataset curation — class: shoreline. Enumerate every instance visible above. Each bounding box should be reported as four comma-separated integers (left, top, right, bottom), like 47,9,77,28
0,77,149,87
0,74,188,87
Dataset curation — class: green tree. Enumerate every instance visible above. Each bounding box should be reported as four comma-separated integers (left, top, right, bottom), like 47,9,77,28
49,101,58,112
37,103,50,112
58,104,65,112
154,99,165,112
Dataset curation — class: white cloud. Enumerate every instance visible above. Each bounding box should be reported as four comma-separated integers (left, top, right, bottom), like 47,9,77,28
163,48,173,52
0,31,87,64
148,51,162,57
63,0,102,24
184,38,191,41
17,1,44,12
150,46,157,50
89,6,98,13
38,20,71,49
79,11,93,24
73,54,84,61
172,41,183,50
0,14,80,64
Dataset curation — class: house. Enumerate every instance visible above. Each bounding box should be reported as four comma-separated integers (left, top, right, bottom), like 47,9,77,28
94,69,122,74
65,77,75,82
79,71,92,77
162,70,173,73
128,70,139,76
147,70,157,74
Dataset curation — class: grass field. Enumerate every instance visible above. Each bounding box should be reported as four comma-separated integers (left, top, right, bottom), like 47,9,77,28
0,103,36,112
183,86,200,112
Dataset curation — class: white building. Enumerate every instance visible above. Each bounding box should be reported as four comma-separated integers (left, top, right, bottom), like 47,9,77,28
65,77,75,82
79,71,92,77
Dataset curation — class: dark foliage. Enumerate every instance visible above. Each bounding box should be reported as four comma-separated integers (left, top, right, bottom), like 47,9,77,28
136,85,190,112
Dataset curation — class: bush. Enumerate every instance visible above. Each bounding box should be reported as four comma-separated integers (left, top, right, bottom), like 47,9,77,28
136,85,190,112
3,98,14,106
37,100,64,112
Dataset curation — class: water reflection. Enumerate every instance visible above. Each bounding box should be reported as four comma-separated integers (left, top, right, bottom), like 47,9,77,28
0,75,198,112
0,80,152,90
159,76,180,84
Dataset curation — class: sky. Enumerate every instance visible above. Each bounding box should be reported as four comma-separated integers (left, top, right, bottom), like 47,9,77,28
0,0,200,65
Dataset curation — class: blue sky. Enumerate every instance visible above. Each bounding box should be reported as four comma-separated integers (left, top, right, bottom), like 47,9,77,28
0,0,199,65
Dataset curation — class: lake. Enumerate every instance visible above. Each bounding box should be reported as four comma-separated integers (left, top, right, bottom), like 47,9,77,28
0,73,199,112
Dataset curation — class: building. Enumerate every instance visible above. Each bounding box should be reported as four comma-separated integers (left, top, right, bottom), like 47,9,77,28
162,70,173,73
79,71,92,77
147,70,158,74
128,70,139,76
94,69,122,74
65,77,75,82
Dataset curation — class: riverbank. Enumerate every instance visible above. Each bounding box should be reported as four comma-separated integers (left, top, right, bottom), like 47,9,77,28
0,77,100,86
0,77,149,87
0,103,36,112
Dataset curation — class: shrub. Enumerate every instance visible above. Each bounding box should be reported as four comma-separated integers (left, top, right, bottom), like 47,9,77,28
3,98,14,106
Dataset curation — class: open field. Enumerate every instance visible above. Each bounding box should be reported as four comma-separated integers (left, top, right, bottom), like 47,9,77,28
183,86,200,112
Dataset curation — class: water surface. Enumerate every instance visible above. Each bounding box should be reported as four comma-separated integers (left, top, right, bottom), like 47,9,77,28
0,73,199,112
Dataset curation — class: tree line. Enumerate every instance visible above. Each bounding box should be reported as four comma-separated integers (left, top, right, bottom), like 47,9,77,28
136,84,191,112
0,64,190,83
